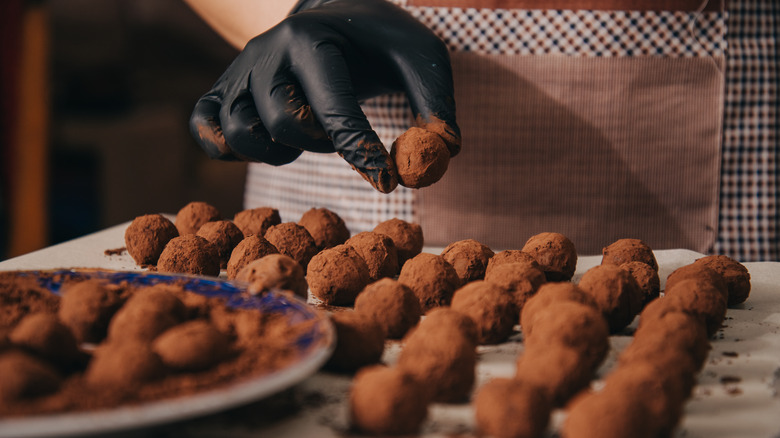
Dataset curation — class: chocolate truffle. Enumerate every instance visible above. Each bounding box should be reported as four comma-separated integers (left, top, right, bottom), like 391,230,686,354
235,253,308,298
9,313,81,368
516,344,594,407
196,220,244,268
325,311,385,373
86,340,165,388
373,218,424,266
617,335,700,395
440,239,495,284
391,126,450,188
226,234,279,280
0,351,61,402
350,365,429,435
398,253,460,313
308,245,370,306
124,214,179,265
233,206,281,237
693,255,751,306
484,250,541,277
521,232,577,281
523,301,609,371
662,278,727,336
107,285,186,342
562,388,653,438
397,317,476,403
58,279,122,343
665,263,729,304
152,320,231,371
157,235,221,277
633,303,710,370
298,207,350,250
450,281,517,344
601,238,658,271
601,363,687,437
264,222,318,269
474,377,551,438
577,264,644,333
354,278,421,339
520,282,597,333
418,307,479,345
484,261,547,316
174,201,221,235
621,261,660,308
346,231,400,281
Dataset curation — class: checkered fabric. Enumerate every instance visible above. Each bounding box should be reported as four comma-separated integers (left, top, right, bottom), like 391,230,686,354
406,7,725,57
244,0,779,260
715,0,780,261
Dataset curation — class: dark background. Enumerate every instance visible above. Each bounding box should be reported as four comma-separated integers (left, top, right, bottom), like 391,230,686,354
47,0,246,245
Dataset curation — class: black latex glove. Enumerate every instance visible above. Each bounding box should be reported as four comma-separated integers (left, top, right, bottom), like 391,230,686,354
189,0,460,193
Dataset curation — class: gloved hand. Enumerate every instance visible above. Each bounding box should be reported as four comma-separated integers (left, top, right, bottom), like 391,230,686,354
189,0,460,193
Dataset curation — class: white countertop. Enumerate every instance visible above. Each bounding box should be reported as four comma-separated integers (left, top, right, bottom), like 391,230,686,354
2,222,780,438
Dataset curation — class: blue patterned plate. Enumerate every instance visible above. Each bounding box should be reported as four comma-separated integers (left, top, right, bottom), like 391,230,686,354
0,269,335,438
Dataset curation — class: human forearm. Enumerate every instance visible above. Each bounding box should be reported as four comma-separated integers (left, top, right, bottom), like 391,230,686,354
183,0,298,49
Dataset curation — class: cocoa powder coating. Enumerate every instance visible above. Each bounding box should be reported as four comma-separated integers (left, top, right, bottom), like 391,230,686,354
661,278,727,336
693,255,751,306
521,232,578,281
390,126,450,188
349,365,429,435
174,201,221,236
440,239,495,284
233,207,281,237
665,263,729,304
353,278,421,339
157,235,221,277
484,250,540,277
0,351,62,403
226,235,279,280
450,281,516,345
324,311,384,373
298,207,351,250
196,220,245,268
235,254,308,298
396,317,476,403
85,340,165,388
9,313,82,369
520,282,597,333
152,320,231,371
397,252,461,313
523,301,610,371
621,261,660,308
484,261,546,317
601,238,659,271
345,231,399,281
124,214,179,266
577,264,644,333
373,218,423,266
307,245,370,306
58,279,122,343
264,222,319,270
106,285,186,342
474,377,551,438
515,344,594,407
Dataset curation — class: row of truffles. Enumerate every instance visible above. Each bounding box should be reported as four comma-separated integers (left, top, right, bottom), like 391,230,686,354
0,277,300,411
342,236,750,436
561,256,746,438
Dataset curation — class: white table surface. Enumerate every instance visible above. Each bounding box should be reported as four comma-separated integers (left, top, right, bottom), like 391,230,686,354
2,222,780,438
